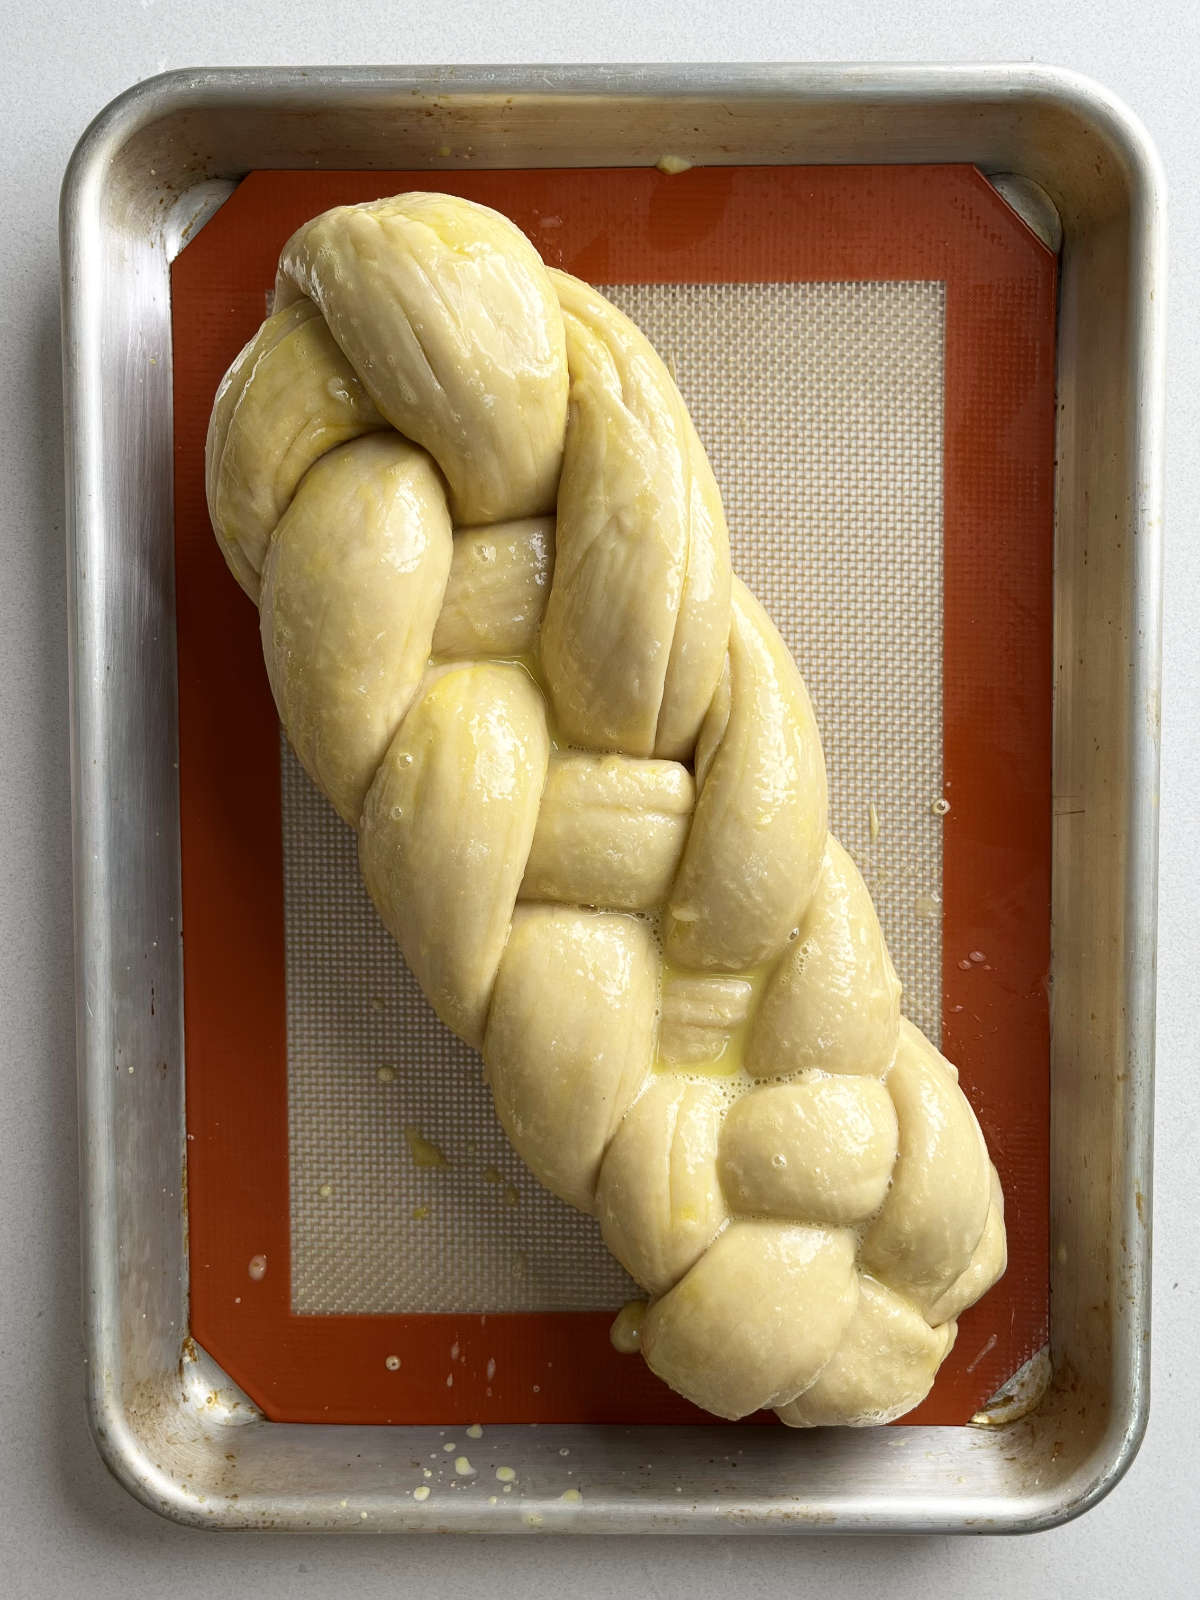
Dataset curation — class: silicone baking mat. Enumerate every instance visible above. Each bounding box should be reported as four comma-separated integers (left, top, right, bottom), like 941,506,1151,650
172,165,1055,1425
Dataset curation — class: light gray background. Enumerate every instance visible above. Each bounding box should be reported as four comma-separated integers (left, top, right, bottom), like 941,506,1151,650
2,3,1195,1596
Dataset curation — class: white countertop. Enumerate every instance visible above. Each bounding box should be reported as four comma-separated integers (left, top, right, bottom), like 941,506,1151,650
3,3,1196,1595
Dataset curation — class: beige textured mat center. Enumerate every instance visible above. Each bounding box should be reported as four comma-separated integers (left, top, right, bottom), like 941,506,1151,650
284,278,946,1317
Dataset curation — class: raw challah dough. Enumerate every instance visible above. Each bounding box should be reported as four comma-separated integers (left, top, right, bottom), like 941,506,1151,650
206,191,1007,1426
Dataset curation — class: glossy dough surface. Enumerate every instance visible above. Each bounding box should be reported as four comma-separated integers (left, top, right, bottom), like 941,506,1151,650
207,192,1007,1425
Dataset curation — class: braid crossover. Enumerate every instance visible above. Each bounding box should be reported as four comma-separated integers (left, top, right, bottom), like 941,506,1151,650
206,192,1006,1426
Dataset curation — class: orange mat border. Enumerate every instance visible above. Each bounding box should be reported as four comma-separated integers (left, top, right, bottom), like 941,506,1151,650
171,164,1055,1426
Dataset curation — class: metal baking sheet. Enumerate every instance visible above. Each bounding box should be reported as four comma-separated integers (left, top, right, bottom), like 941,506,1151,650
61,63,1163,1532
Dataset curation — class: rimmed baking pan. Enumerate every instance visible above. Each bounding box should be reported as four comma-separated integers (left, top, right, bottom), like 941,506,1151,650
61,63,1163,1532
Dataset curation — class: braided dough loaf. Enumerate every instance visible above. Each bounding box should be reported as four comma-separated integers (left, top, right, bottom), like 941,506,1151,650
206,192,1007,1425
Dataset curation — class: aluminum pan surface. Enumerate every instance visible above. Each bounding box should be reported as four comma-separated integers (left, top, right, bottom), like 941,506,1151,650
61,62,1163,1533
